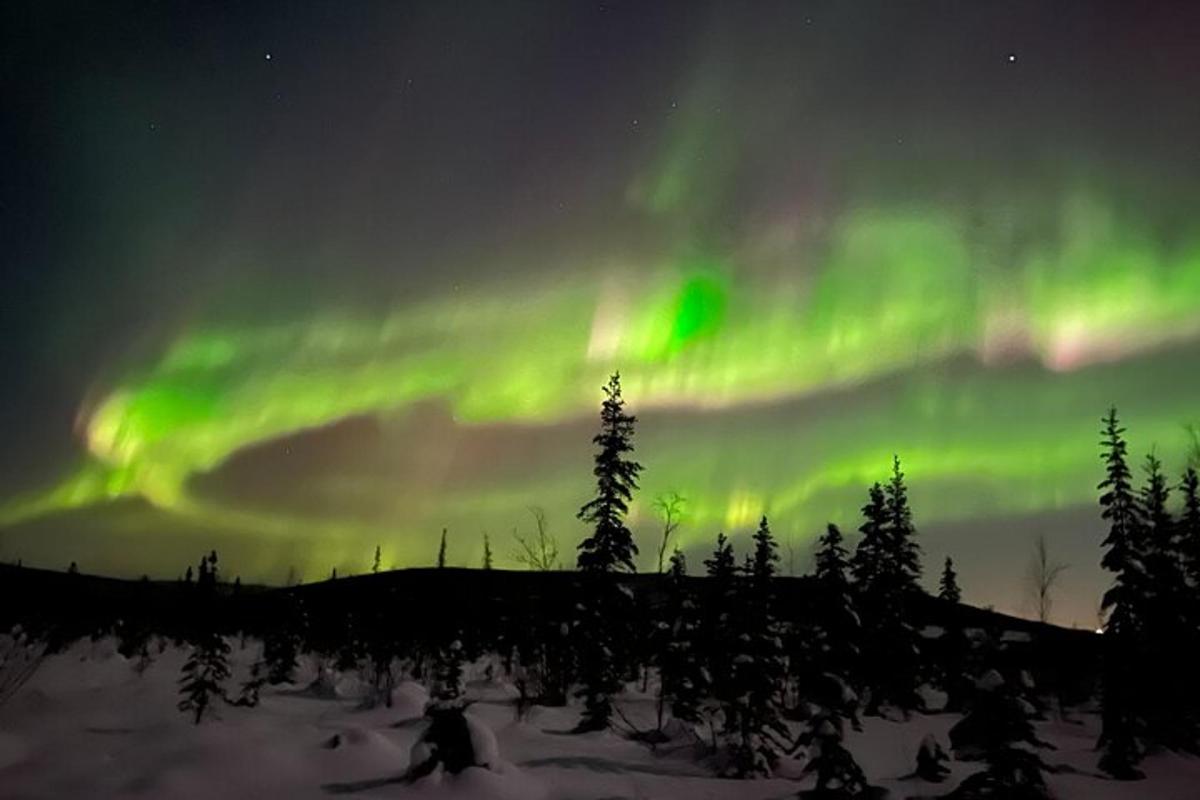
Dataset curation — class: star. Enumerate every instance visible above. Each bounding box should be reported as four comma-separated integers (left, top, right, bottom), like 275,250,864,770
1007,53,1017,63
265,52,273,61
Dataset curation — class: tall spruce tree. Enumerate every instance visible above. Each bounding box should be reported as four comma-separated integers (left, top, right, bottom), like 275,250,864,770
851,483,888,590
702,533,739,741
1181,467,1200,592
721,517,790,777
1179,467,1200,742
577,372,642,572
1138,453,1195,749
852,458,924,716
437,529,448,568
482,533,494,570
939,556,962,604
1096,408,1147,779
657,549,705,727
812,523,861,694
573,372,642,732
936,556,971,710
883,456,921,588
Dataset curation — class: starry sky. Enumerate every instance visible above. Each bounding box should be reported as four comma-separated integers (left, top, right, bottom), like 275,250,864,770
4,0,1200,625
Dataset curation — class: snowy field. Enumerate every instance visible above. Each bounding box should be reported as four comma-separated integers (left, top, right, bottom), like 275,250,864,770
2,638,1198,799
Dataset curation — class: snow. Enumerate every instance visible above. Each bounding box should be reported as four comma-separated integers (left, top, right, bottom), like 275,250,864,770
917,683,948,712
1,638,1198,798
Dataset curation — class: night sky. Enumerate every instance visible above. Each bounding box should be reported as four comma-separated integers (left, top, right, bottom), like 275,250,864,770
4,1,1200,625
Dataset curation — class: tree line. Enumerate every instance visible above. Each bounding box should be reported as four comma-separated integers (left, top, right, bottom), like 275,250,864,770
7,376,1197,798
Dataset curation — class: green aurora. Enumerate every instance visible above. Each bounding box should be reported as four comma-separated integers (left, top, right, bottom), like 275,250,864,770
4,1,1200,627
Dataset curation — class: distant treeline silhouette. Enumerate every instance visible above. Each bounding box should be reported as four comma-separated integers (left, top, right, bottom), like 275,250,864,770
2,377,1196,795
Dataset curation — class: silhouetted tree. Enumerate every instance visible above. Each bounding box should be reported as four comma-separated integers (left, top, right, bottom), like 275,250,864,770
721,517,790,777
1096,408,1147,779
852,458,923,716
373,544,382,574
851,483,888,591
949,670,1052,799
573,373,642,732
1181,466,1200,594
577,372,642,573
233,653,266,708
883,456,921,587
653,491,686,574
701,532,738,745
1027,534,1067,624
437,528,448,568
806,523,861,703
1137,452,1196,749
657,549,705,727
482,533,493,570
512,506,559,570
177,581,230,725
263,599,301,685
939,556,962,604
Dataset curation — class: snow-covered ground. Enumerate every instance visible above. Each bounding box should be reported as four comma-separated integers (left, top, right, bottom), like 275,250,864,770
1,639,1198,799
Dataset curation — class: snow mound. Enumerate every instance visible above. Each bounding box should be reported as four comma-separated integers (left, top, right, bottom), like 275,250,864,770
393,680,430,718
976,669,1005,692
334,673,371,700
466,711,500,768
918,683,948,711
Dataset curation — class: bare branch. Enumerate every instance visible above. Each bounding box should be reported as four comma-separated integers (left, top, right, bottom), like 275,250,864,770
511,506,560,571
652,491,687,574
1027,533,1069,624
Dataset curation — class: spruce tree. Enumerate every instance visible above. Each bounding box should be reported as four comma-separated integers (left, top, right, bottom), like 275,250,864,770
1182,467,1200,593
936,555,971,710
437,529,448,568
1096,408,1147,779
482,533,494,570
722,517,790,777
812,523,861,696
850,483,888,590
702,532,739,739
178,568,230,724
576,372,642,572
852,459,923,716
883,456,921,588
796,525,875,795
573,372,642,732
373,544,382,573
1179,467,1200,742
938,556,962,604
1138,453,1195,749
233,653,266,708
656,549,706,727
263,597,302,685
948,669,1052,799
178,628,231,724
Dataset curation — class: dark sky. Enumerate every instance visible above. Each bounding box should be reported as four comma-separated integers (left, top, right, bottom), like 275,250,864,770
4,1,1200,626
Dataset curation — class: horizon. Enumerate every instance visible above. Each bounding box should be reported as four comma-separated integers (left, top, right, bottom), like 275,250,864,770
6,0,1200,630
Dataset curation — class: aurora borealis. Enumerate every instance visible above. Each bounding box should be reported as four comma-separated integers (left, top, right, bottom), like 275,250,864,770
4,1,1200,626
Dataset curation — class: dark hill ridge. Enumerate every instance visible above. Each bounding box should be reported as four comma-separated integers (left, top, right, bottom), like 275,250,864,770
0,563,1099,701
